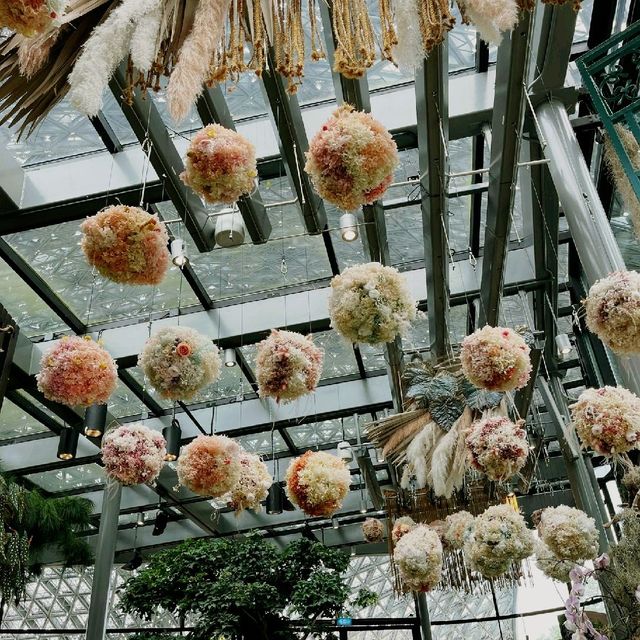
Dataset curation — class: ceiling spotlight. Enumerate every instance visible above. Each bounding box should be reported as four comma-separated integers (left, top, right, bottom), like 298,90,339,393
266,481,283,515
170,238,189,268
162,419,182,462
555,333,573,358
282,485,296,512
136,511,145,527
337,441,353,462
350,546,356,557
57,427,79,461
224,348,237,368
332,516,339,529
121,549,143,571
339,213,359,242
215,211,246,248
301,523,317,541
84,403,107,438
152,510,169,536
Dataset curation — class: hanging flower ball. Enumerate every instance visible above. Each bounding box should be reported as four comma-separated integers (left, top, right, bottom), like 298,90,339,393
0,0,65,37
305,105,399,211
255,330,324,404
101,423,166,486
362,517,385,543
181,125,257,204
138,326,222,401
465,416,529,482
393,525,443,592
177,435,242,498
537,505,599,563
463,504,534,578
224,452,272,512
460,325,532,392
285,450,350,517
80,205,170,286
36,336,117,407
328,262,417,345
443,510,475,550
535,540,576,583
570,386,640,456
392,516,417,544
584,271,640,355
457,0,519,45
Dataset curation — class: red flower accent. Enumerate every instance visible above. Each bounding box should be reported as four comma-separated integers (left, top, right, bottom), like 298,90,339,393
176,342,192,357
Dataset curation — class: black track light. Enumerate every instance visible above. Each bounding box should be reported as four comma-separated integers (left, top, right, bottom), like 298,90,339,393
122,549,143,571
266,481,283,515
163,419,182,461
57,427,79,461
84,404,107,438
152,510,169,536
282,485,296,511
301,523,317,541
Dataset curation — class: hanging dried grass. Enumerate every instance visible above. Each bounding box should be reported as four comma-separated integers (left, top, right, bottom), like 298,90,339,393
417,0,455,54
330,0,376,79
271,0,306,93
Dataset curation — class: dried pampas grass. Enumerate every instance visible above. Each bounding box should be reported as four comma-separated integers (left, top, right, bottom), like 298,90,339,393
167,0,231,123
130,4,163,72
457,0,519,45
604,125,640,240
393,0,424,72
18,29,60,78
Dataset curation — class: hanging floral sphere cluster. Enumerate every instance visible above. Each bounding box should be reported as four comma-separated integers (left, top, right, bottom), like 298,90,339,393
443,510,475,550
177,435,243,498
537,505,599,563
36,336,117,407
255,330,324,404
460,325,532,392
328,262,417,345
584,270,640,355
0,0,65,37
285,450,350,517
570,386,640,456
138,326,222,401
101,424,166,486
457,0,520,45
362,518,385,543
463,504,534,578
393,525,443,592
465,416,529,482
305,105,399,212
392,516,417,543
181,125,257,205
535,540,576,583
80,205,171,286
223,452,272,512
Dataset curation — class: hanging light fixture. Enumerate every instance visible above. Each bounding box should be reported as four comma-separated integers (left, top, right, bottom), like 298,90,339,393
282,485,296,511
152,509,169,536
136,511,145,527
266,481,283,515
224,348,237,367
57,426,79,461
162,419,182,461
84,403,107,438
170,238,189,267
332,516,340,529
555,333,573,358
122,548,143,571
339,213,359,242
215,211,246,248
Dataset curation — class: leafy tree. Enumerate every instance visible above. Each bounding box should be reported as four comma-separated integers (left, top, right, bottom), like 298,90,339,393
0,475,93,619
120,535,377,640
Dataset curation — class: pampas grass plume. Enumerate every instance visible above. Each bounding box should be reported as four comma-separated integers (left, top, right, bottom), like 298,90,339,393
458,0,519,44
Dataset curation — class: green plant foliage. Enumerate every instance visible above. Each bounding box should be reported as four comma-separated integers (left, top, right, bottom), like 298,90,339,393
460,379,503,411
120,535,377,640
0,475,93,618
429,396,466,431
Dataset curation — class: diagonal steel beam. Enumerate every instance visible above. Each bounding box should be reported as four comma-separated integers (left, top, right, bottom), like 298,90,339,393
196,85,271,244
479,11,533,326
416,44,451,361
110,66,216,253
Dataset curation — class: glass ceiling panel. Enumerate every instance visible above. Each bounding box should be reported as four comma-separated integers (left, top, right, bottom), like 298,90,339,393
101,91,138,146
26,464,105,493
612,213,640,270
0,398,50,443
0,256,67,338
16,390,63,423
235,429,287,456
286,416,357,448
4,220,199,328
108,379,146,420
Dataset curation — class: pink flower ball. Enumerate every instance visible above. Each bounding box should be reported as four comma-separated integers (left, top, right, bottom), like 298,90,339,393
36,336,117,407
102,423,166,486
305,105,399,211
80,205,170,286
0,0,61,37
181,125,257,204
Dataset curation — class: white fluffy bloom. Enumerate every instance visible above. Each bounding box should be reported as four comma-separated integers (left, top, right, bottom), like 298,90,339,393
130,4,163,72
394,525,443,591
537,505,599,563
393,0,425,72
535,540,576,583
458,0,520,45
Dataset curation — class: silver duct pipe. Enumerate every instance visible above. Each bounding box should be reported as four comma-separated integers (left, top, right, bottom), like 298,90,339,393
534,98,640,395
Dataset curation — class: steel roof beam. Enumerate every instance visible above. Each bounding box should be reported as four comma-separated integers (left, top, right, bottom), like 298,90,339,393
195,85,271,244
416,44,451,361
479,10,533,326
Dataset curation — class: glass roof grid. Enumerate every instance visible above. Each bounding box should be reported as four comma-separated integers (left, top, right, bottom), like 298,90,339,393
4,220,199,329
286,416,356,448
148,80,203,135
26,464,105,493
108,379,147,420
0,398,50,442
235,429,288,455
16,390,64,424
100,91,139,147
448,5,479,74
383,147,420,205
386,203,424,267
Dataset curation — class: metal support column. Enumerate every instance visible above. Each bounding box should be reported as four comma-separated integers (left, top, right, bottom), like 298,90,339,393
415,593,433,640
85,478,122,640
534,99,640,395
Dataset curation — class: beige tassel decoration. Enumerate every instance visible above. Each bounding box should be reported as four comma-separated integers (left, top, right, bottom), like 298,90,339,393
271,0,306,93
331,0,376,79
418,0,456,54
18,30,60,79
167,0,232,123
